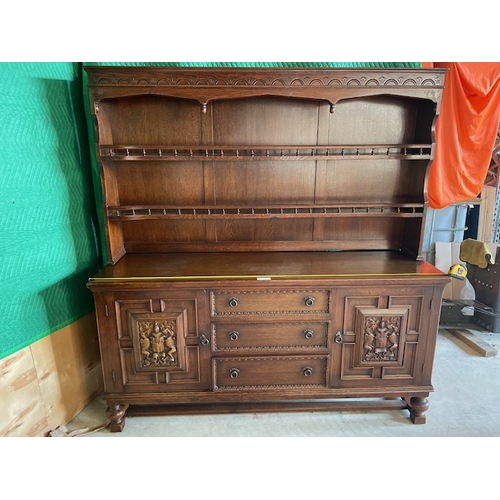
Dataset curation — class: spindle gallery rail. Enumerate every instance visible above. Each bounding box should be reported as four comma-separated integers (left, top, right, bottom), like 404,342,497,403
107,204,425,220
99,144,433,161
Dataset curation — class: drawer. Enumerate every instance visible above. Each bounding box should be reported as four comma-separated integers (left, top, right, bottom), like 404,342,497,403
212,322,329,351
211,289,330,316
213,356,328,389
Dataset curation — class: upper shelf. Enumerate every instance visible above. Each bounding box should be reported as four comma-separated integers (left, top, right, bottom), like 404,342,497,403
99,144,433,161
85,67,445,262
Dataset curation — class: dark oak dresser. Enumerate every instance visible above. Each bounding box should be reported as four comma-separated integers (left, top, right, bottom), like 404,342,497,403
85,66,450,431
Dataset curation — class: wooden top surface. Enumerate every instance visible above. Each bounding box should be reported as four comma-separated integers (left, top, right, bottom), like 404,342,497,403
89,251,448,283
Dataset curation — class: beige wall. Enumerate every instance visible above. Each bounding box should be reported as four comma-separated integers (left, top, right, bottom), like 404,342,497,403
0,312,103,437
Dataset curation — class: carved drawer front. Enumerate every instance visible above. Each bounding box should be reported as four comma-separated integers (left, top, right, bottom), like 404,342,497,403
213,356,328,390
212,322,329,351
211,289,330,316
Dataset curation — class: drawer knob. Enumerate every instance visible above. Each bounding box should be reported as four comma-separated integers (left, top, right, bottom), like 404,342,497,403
304,329,314,339
335,331,343,344
304,296,315,307
303,367,313,377
229,331,240,341
199,334,210,346
228,297,239,307
229,368,240,379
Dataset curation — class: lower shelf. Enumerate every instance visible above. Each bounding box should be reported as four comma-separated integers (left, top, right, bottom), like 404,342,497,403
104,395,431,432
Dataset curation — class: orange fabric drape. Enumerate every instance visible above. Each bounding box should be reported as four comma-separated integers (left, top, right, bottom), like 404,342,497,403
428,62,500,209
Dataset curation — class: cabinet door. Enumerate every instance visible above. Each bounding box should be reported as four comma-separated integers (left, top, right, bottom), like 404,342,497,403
332,285,439,388
99,289,210,393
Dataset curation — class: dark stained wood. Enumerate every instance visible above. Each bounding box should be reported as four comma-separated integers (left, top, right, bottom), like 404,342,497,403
85,67,449,431
86,66,446,261
124,398,414,417
89,251,446,282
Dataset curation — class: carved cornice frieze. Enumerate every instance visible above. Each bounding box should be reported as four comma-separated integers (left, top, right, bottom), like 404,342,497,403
86,67,446,115
87,70,445,88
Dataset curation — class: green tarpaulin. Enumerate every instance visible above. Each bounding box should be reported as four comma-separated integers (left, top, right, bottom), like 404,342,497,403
0,63,100,359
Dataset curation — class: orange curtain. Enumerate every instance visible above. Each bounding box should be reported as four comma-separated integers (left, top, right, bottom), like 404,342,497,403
428,62,500,209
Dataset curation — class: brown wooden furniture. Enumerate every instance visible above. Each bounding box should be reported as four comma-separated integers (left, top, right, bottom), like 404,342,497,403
85,66,450,431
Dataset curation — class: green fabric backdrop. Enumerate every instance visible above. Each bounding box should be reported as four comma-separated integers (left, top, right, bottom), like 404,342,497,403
0,63,101,359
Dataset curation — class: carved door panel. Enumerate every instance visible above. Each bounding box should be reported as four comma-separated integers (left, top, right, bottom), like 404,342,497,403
332,286,435,388
112,289,210,393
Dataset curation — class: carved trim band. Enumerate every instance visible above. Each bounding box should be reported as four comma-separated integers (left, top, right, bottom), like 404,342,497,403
87,70,445,88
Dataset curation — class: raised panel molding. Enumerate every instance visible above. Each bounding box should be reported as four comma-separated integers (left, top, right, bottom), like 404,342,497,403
338,293,424,384
114,296,207,391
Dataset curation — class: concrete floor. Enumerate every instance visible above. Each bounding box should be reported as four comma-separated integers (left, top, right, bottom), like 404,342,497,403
66,329,500,437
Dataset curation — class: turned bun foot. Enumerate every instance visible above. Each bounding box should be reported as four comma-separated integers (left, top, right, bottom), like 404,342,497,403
409,396,429,424
106,404,129,432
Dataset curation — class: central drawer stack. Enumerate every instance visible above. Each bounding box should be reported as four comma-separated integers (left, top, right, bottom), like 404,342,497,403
210,289,332,390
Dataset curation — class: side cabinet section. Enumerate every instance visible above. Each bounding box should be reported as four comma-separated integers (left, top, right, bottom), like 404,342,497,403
93,289,211,394
332,285,440,389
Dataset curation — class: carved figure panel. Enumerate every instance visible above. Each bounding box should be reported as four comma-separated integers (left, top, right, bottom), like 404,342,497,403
363,316,400,362
139,320,177,368
356,307,408,366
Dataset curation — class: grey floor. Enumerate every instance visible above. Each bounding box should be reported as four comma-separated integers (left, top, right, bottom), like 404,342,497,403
67,328,500,438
